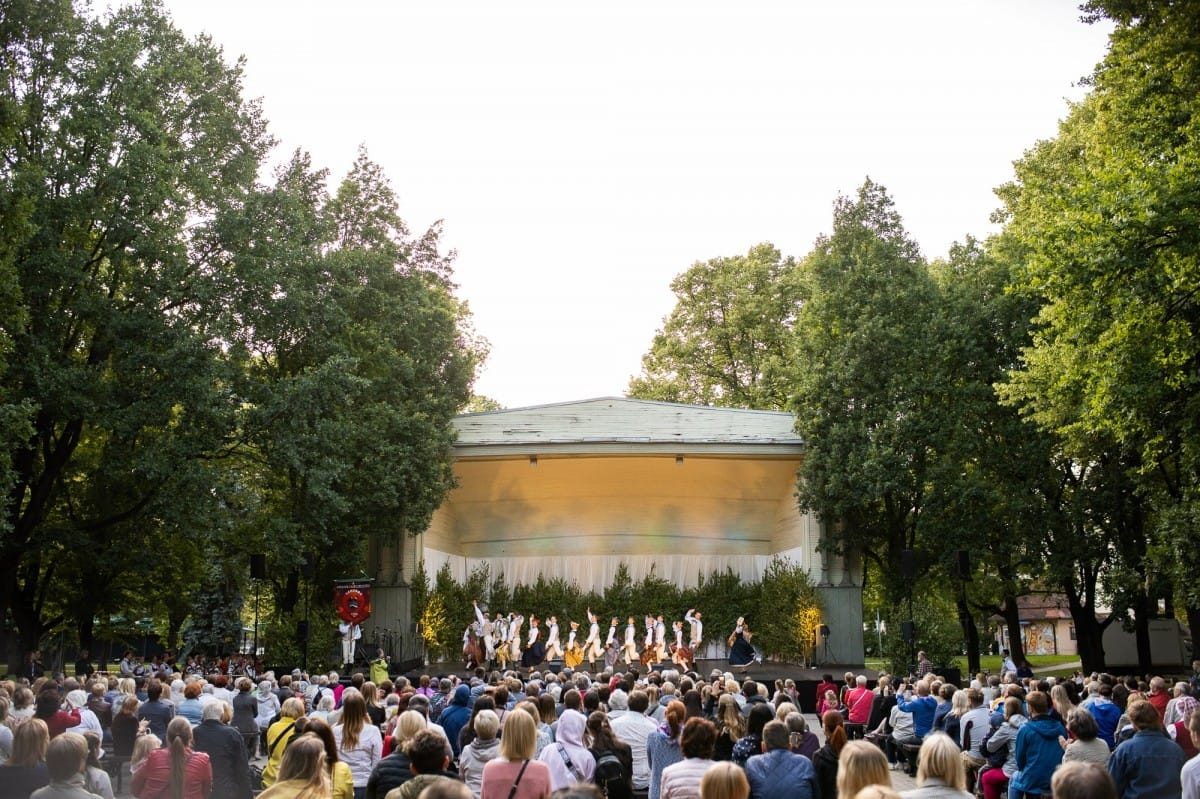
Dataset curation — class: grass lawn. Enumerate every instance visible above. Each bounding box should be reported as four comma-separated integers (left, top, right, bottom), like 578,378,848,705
865,653,1081,680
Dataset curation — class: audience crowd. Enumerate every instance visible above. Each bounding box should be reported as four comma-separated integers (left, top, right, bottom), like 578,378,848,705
2,651,1199,799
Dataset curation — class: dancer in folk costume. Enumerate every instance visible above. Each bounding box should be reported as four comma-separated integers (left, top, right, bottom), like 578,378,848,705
521,616,545,668
685,609,704,650
583,609,604,667
473,601,497,663
543,616,564,661
508,613,525,663
622,616,640,665
564,620,585,668
603,617,621,668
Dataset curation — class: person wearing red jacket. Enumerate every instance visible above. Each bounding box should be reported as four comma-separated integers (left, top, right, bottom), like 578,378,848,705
132,717,213,799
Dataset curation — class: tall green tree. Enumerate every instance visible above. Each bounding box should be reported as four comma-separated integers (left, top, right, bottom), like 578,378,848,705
222,147,482,609
627,243,803,410
996,0,1200,661
0,0,270,661
790,180,945,606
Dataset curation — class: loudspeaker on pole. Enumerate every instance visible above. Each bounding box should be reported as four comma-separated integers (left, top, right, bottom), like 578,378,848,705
901,549,915,579
250,553,266,580
956,550,971,580
901,621,916,643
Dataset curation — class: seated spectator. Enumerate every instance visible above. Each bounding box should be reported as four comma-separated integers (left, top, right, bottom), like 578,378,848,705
388,729,464,799
81,731,114,799
0,718,50,798
257,734,329,799
1108,699,1186,799
31,731,91,799
784,712,819,760
1059,709,1110,766
192,700,252,799
660,718,716,799
698,762,748,799
480,711,553,799
459,710,502,799
131,716,213,799
367,710,426,799
1007,692,1063,799
900,731,971,799
34,692,81,740
836,741,892,799
744,721,817,799
1050,762,1117,799
136,680,175,741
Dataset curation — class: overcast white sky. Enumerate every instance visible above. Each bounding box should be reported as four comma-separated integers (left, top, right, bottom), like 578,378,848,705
160,0,1113,409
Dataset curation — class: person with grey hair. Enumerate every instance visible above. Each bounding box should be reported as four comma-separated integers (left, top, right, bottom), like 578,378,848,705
608,689,630,719
193,700,253,799
459,709,501,799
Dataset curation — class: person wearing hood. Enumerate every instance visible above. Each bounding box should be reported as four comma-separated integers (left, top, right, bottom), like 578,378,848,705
458,710,501,799
256,680,281,740
440,686,473,762
537,709,594,790
979,697,1026,799
1008,692,1064,799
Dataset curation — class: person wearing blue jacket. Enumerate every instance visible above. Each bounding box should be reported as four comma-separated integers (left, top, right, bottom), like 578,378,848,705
897,681,939,740
439,685,473,761
1009,691,1065,799
744,721,818,799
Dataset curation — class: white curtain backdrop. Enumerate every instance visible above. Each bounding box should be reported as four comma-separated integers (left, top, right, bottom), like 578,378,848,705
422,548,776,592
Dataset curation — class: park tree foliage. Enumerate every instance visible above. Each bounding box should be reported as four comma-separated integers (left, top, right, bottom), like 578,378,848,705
996,0,1200,663
627,243,803,410
790,180,947,602
0,0,271,658
0,0,481,669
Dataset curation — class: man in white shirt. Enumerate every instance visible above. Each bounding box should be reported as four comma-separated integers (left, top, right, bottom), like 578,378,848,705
609,690,659,795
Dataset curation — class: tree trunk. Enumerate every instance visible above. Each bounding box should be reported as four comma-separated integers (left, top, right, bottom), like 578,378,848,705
1064,581,1108,674
1185,606,1200,664
1001,594,1025,667
957,589,981,676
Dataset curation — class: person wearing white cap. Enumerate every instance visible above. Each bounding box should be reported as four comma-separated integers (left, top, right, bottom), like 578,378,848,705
64,690,103,737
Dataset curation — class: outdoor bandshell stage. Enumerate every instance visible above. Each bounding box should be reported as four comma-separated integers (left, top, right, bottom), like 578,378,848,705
366,398,866,667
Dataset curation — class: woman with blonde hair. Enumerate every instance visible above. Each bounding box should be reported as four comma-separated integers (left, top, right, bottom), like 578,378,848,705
480,710,552,799
258,734,331,799
773,702,797,723
836,741,891,799
261,697,307,788
698,762,748,799
712,694,745,762
361,682,385,728
296,717,353,799
334,690,382,798
0,717,50,798
132,716,213,799
130,734,162,775
899,732,971,798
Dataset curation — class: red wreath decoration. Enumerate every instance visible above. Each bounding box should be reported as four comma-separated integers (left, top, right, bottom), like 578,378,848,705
336,587,371,624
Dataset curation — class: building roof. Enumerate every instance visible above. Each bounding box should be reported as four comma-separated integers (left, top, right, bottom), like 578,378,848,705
453,397,804,457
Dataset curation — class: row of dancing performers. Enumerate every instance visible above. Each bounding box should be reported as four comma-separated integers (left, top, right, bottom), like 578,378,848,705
463,602,762,673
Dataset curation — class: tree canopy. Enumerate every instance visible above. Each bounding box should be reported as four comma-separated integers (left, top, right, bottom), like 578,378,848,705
0,0,482,666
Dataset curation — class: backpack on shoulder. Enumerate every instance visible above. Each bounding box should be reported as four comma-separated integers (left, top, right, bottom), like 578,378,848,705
593,751,631,799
